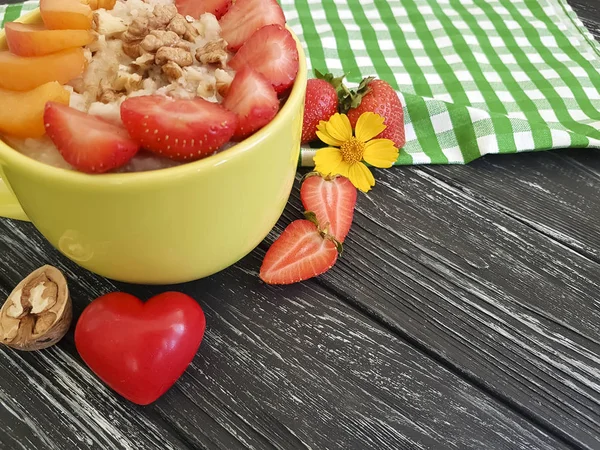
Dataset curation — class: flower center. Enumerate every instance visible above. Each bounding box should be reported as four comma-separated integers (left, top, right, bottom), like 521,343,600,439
340,137,365,164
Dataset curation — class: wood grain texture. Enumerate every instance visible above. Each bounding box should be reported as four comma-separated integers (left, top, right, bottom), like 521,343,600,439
568,0,600,39
0,219,570,450
283,165,600,449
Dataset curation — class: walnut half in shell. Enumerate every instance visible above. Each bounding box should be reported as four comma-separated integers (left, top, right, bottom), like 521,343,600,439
0,265,72,351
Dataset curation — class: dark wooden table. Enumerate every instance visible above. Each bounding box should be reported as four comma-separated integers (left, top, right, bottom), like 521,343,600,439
2,1,600,449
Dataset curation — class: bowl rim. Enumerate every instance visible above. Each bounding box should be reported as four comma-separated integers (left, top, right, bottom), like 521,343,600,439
0,8,307,188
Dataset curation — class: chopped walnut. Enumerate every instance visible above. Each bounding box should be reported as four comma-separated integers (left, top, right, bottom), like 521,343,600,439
121,16,150,58
79,1,237,109
162,61,184,81
122,42,140,59
100,89,120,103
195,39,228,68
167,14,199,41
148,4,178,30
155,47,193,67
167,14,187,36
141,30,181,52
122,16,149,42
113,71,143,92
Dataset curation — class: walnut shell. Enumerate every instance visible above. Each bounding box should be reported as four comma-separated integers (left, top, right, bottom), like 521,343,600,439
0,265,72,351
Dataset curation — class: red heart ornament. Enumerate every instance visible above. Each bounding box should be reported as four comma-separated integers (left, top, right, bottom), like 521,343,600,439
75,291,206,405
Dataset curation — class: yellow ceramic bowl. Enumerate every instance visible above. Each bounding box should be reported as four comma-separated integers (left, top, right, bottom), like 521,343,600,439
0,10,307,284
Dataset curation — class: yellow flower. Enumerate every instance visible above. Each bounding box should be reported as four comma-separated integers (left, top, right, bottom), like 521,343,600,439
313,112,399,193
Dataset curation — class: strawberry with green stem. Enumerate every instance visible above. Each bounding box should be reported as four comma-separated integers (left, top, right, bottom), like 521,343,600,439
314,71,406,149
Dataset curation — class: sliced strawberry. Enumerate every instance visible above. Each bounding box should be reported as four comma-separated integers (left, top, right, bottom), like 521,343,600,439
44,102,140,174
300,174,357,243
120,95,238,161
222,66,279,140
229,24,299,95
175,0,231,20
219,0,285,52
260,219,339,285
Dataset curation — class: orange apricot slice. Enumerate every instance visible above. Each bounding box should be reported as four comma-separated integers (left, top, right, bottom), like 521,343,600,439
41,0,93,30
87,0,117,9
5,22,94,57
0,82,70,138
0,48,86,91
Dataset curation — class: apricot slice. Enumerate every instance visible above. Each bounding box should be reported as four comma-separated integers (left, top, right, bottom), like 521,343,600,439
41,0,93,30
5,22,94,57
0,48,86,91
87,0,117,9
0,82,70,138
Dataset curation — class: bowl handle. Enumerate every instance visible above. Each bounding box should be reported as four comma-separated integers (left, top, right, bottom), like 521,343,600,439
0,172,29,221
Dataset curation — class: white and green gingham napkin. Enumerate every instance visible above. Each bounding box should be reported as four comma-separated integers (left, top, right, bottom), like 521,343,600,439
3,0,600,166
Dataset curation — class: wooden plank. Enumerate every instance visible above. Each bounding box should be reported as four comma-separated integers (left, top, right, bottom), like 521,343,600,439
423,151,600,263
281,167,600,449
568,0,600,38
0,218,569,450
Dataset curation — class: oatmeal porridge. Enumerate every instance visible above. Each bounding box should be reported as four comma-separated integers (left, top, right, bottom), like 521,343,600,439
0,0,299,173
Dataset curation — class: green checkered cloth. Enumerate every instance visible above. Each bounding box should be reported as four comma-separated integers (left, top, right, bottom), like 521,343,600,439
3,0,600,166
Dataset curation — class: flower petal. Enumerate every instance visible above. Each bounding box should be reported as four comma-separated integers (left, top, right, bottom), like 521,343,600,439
355,112,386,142
348,162,376,193
316,157,351,179
363,139,399,168
332,160,351,178
313,147,343,174
316,120,344,147
325,113,353,142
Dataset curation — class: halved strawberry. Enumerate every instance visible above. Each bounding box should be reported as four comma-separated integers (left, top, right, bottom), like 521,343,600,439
44,102,140,174
222,66,279,140
120,95,238,161
300,173,357,243
260,217,340,285
219,0,285,52
175,0,231,20
229,24,299,95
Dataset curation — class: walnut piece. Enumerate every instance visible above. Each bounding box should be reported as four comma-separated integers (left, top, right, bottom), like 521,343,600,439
195,39,228,68
122,16,148,43
162,61,184,81
167,14,187,36
140,30,181,53
100,89,120,103
0,266,71,351
122,42,140,59
167,14,198,41
155,47,193,67
113,70,143,92
121,16,150,58
148,4,178,30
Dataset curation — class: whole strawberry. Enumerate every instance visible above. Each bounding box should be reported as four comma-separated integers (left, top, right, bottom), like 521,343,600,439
301,78,338,144
345,78,405,148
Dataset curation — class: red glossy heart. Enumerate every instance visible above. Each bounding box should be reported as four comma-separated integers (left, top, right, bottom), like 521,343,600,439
75,291,206,405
